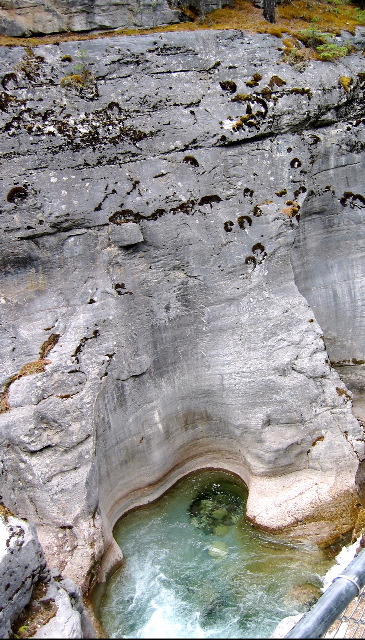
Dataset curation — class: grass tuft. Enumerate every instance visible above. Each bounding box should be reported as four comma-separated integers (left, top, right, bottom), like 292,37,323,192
0,0,364,50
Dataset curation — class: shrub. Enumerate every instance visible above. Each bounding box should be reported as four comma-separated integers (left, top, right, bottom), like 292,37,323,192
355,9,365,23
316,43,350,59
297,27,332,47
60,48,95,93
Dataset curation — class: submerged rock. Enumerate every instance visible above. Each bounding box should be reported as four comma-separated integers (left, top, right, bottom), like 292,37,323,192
208,540,228,558
284,582,322,611
188,484,245,533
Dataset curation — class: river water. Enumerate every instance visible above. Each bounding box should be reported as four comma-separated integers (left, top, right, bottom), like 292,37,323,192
98,469,336,638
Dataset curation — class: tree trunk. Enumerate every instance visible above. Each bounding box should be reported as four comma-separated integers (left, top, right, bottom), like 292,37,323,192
263,0,276,23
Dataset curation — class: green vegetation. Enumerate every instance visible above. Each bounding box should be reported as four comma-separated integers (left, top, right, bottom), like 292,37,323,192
338,74,353,90
355,8,365,22
0,504,14,521
297,26,332,46
0,0,365,54
60,48,95,91
316,41,351,58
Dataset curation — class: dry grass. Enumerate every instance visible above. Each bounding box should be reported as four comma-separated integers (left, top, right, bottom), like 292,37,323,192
0,392,10,414
0,503,14,521
0,358,51,413
11,582,57,639
0,0,363,47
17,359,51,377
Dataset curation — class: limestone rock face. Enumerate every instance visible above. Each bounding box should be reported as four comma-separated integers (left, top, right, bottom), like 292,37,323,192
0,510,46,637
0,0,230,37
0,510,82,638
0,0,182,36
0,28,365,589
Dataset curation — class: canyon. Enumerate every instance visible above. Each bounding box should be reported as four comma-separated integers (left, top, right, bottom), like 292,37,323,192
0,16,365,636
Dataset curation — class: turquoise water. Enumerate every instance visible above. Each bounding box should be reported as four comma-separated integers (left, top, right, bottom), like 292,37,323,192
98,470,334,639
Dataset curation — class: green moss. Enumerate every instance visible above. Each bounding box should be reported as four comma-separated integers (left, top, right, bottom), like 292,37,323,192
0,504,14,521
237,215,252,229
0,354,52,414
246,72,262,87
39,333,59,358
297,27,332,47
281,201,300,217
338,75,353,92
183,155,199,167
60,73,87,87
252,204,263,217
355,8,365,23
231,93,251,102
1,0,364,48
232,114,256,130
316,42,350,59
261,86,273,98
219,79,237,93
224,220,234,232
290,87,313,97
268,75,287,88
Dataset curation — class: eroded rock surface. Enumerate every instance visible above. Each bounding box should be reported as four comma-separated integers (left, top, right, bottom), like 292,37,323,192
0,28,365,593
0,0,230,37
0,509,82,638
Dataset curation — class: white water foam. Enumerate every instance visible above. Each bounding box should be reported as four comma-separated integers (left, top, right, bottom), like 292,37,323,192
322,537,360,592
134,586,205,639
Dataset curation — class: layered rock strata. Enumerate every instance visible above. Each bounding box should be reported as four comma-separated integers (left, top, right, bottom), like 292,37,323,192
0,0,230,37
0,28,365,596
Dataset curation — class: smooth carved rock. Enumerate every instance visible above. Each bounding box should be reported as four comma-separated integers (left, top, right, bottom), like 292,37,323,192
0,29,365,597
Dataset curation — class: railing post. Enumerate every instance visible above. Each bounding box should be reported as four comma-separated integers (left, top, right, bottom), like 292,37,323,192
284,548,365,639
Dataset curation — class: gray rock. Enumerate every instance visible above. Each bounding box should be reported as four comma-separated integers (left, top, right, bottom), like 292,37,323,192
0,511,82,639
109,221,144,247
0,0,231,37
0,29,365,596
0,511,46,638
32,580,82,639
0,0,184,36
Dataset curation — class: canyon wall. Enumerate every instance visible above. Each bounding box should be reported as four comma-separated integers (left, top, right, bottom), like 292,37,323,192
0,509,84,638
0,0,230,37
0,28,365,594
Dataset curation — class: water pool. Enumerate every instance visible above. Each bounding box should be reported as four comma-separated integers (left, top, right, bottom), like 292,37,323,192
98,470,334,638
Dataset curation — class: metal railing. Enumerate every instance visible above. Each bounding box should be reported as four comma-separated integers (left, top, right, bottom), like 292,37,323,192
284,547,365,638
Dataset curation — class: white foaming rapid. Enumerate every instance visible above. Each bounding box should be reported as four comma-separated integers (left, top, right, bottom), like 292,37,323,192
322,538,360,592
136,586,205,639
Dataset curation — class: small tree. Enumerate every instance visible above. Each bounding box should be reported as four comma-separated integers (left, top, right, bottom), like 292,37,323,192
263,0,276,23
